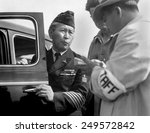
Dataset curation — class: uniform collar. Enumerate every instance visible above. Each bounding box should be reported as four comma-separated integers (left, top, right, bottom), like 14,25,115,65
52,48,67,56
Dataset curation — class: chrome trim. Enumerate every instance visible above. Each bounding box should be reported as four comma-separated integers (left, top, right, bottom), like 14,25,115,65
0,81,48,86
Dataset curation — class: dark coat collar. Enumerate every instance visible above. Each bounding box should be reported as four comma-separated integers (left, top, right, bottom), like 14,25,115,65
46,48,74,75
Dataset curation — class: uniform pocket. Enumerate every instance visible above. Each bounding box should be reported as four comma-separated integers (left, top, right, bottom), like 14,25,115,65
59,69,76,86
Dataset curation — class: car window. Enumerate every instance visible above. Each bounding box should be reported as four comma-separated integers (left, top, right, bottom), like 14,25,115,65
14,35,36,64
0,19,38,65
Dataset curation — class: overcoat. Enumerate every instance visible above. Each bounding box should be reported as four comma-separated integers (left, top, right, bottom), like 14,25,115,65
91,15,150,115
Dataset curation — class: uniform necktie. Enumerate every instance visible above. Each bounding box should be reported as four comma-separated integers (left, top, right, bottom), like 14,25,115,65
55,53,61,61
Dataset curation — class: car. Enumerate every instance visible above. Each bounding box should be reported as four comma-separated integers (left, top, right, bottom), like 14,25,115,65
0,12,52,115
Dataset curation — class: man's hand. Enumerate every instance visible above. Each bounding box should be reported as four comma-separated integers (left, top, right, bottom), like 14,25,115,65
91,59,106,68
35,84,54,102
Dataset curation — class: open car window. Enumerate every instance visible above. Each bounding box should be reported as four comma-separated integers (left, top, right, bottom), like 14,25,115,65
14,35,36,65
0,18,38,65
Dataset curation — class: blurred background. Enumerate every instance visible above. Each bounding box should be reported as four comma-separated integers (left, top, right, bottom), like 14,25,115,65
0,0,149,56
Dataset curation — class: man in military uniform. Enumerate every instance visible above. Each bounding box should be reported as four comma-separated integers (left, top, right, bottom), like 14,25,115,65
33,10,89,116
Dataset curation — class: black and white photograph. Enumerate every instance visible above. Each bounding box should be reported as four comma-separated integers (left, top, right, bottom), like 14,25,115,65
0,0,150,132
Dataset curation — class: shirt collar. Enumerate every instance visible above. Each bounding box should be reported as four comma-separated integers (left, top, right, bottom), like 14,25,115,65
52,48,67,56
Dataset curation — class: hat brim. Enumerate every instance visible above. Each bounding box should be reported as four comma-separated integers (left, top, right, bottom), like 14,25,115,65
92,0,121,24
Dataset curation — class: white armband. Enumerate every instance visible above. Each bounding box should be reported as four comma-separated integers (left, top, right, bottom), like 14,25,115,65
91,66,126,100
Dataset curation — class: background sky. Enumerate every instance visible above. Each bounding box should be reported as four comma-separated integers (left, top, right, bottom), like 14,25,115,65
0,0,150,56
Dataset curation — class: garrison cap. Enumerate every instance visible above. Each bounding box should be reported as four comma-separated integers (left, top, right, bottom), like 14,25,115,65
52,10,75,28
93,0,139,23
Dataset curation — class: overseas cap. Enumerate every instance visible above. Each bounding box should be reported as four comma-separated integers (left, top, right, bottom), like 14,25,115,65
93,0,139,23
52,10,75,28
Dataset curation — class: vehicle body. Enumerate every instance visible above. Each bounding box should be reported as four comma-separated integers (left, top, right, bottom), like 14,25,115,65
0,12,52,115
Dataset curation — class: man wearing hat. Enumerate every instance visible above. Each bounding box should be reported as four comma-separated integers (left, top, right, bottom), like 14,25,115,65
79,0,150,115
21,11,89,116
83,0,119,116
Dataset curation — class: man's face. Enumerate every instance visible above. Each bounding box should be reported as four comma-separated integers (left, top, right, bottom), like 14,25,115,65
50,23,75,52
100,24,111,38
94,8,118,35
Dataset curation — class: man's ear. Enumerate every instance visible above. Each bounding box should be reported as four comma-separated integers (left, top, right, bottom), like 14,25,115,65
115,6,122,18
48,29,53,39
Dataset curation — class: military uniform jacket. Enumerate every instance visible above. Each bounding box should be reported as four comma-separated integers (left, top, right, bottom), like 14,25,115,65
46,48,89,115
91,15,150,115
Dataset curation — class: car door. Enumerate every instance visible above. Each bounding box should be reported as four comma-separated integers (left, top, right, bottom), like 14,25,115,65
0,12,48,115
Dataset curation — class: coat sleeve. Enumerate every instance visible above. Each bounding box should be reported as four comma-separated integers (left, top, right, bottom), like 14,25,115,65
52,69,89,114
91,19,150,101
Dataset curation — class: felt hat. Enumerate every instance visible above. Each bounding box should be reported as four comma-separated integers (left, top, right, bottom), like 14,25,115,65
85,0,100,11
93,0,139,23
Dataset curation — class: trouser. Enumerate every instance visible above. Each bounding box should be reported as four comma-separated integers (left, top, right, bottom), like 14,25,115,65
94,95,101,116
